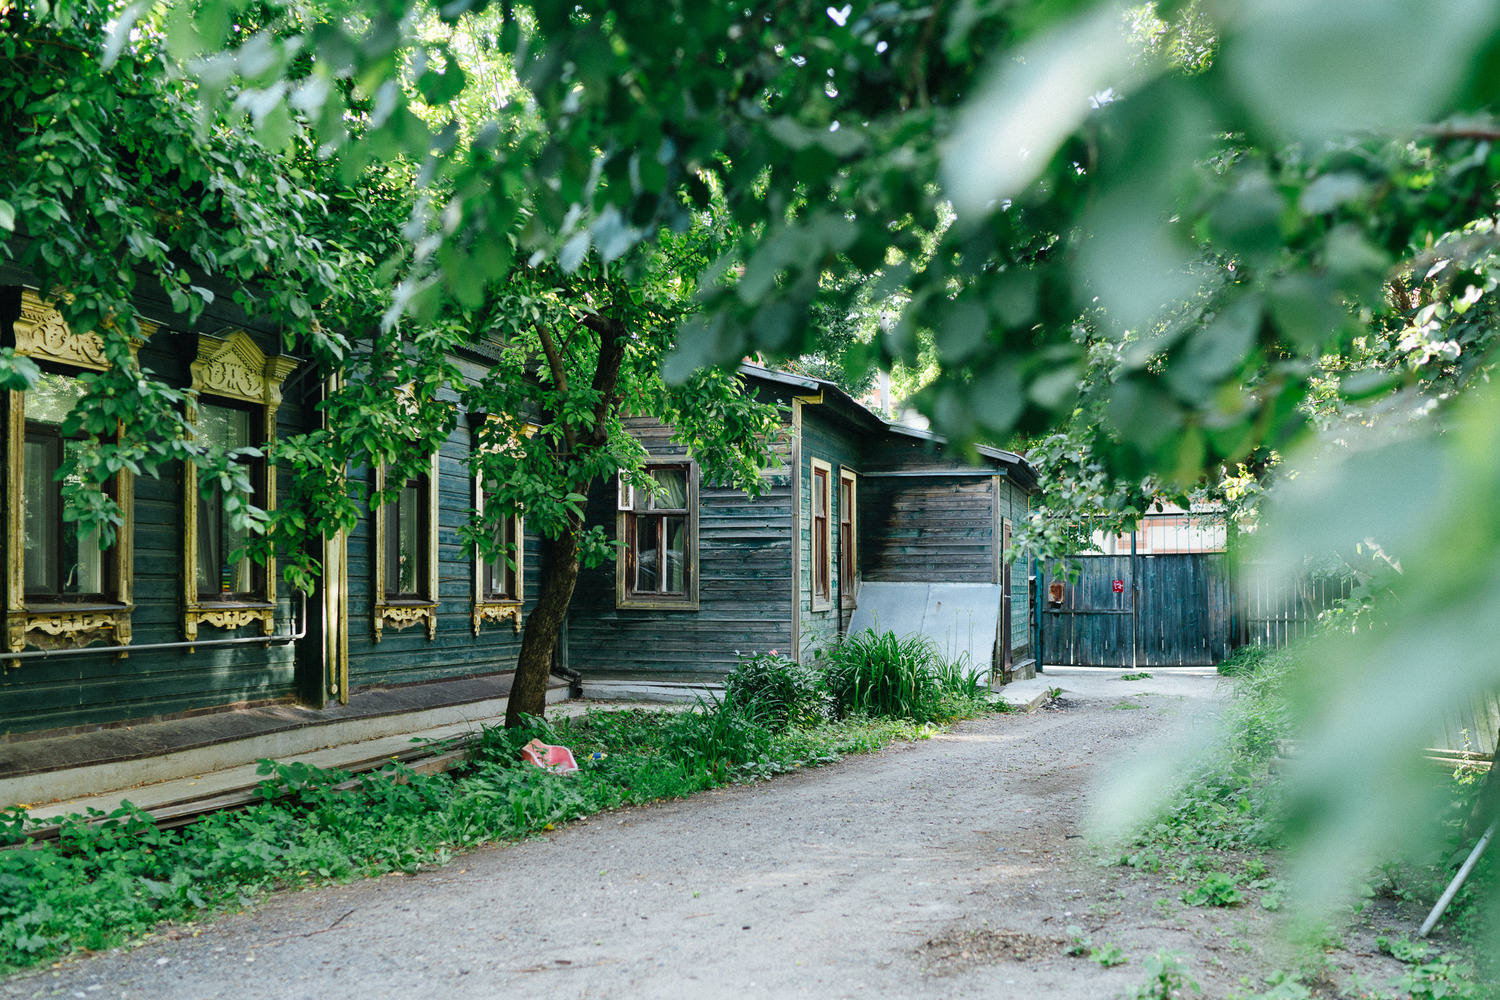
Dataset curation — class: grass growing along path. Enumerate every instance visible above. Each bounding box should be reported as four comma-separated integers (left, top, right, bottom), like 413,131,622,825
0,688,997,975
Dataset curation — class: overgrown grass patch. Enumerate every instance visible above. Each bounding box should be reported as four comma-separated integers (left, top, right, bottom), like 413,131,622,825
1122,642,1496,996
0,681,993,975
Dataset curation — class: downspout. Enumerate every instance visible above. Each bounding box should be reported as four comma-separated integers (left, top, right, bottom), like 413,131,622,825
789,391,823,663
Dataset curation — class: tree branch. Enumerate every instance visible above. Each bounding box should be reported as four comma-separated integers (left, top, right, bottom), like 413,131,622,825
536,325,576,452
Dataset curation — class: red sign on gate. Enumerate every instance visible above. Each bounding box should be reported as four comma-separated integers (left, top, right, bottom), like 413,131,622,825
1112,579,1125,593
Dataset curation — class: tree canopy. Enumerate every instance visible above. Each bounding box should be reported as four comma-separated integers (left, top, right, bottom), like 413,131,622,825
9,0,1500,915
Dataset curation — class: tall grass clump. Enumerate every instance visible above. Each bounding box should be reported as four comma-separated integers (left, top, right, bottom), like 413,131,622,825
817,628,985,722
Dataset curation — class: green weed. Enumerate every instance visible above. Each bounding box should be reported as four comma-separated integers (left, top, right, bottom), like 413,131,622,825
1091,941,1129,967
723,650,831,730
1127,951,1201,999
816,628,984,722
1181,872,1243,907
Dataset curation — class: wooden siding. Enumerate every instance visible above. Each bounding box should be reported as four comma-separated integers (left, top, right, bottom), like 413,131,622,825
1,322,542,737
858,475,998,584
565,412,796,680
1041,553,1235,668
344,419,538,692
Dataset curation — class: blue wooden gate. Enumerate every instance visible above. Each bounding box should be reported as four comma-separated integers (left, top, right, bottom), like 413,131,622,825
1041,552,1235,668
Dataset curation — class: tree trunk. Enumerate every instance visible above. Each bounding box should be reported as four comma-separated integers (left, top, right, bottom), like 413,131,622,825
506,525,581,726
505,311,629,727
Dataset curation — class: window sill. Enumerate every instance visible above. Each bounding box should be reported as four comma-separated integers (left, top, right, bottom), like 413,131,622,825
617,596,700,611
184,601,275,639
810,599,834,613
373,600,437,642
9,604,133,653
23,601,133,614
472,600,523,635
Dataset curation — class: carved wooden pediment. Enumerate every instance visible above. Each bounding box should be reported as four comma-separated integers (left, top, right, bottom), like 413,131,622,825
190,330,299,407
12,289,153,370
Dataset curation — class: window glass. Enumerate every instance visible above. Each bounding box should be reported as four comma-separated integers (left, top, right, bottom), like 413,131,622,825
482,506,517,600
27,371,88,424
384,475,428,598
23,436,59,595
623,464,692,600
197,403,259,600
24,374,106,600
651,468,688,509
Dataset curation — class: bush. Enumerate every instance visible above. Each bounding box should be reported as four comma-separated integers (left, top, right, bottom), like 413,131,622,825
817,629,955,722
723,650,832,731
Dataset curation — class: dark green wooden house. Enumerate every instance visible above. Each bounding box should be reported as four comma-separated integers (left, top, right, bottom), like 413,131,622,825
563,365,1040,692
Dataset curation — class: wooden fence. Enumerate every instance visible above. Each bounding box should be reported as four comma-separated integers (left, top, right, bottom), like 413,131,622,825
1040,555,1350,669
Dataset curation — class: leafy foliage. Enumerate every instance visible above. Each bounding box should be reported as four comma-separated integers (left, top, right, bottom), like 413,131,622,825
723,649,833,732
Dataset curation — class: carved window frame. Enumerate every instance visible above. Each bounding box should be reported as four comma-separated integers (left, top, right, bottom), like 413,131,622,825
472,483,524,635
372,453,440,642
469,414,527,635
183,330,298,641
5,290,150,654
615,460,700,610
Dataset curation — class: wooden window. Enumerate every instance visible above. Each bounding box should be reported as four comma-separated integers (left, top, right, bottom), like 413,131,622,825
838,468,857,599
5,291,144,654
372,454,440,641
469,415,528,634
811,459,832,610
383,472,430,599
472,483,525,634
480,501,518,601
23,373,109,602
182,330,297,640
194,401,266,603
617,462,698,609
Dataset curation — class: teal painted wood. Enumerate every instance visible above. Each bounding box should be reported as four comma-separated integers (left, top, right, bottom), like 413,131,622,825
565,410,797,680
859,476,997,584
343,419,537,691
1,328,304,737
797,407,863,658
1042,553,1236,667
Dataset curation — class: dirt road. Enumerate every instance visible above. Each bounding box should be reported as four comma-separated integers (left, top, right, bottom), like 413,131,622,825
3,668,1412,999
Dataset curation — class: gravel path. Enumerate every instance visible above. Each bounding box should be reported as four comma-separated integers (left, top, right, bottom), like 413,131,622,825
3,668,1412,999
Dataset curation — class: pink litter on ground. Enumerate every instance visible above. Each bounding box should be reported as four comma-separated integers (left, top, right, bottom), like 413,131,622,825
520,738,578,774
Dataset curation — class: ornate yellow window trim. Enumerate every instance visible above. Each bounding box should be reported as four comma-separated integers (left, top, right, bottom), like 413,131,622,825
372,454,440,642
183,330,298,641
472,488,524,636
470,415,527,636
5,290,152,654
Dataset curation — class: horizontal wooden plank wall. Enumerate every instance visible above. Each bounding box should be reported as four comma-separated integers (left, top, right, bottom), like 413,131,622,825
343,415,539,691
2,325,302,737
858,475,997,584
565,410,796,681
